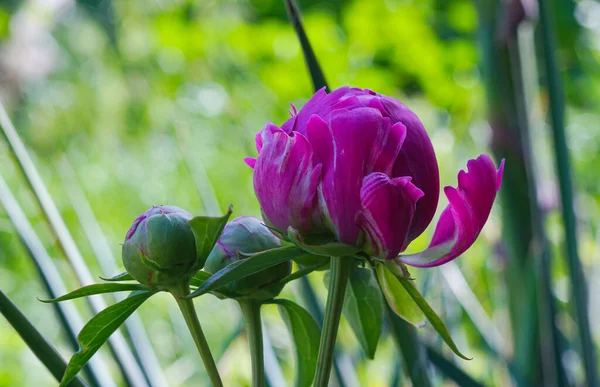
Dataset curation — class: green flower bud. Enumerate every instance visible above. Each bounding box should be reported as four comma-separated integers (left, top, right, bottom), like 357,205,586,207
204,216,291,301
122,206,197,286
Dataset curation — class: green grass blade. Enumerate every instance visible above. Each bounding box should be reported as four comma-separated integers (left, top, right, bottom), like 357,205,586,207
174,125,222,217
0,174,112,387
386,307,432,387
284,0,328,91
476,1,568,383
426,346,484,387
440,262,505,355
57,155,170,386
0,103,148,387
0,290,87,387
538,1,598,385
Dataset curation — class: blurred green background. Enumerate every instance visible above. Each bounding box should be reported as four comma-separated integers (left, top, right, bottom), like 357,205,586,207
0,0,599,385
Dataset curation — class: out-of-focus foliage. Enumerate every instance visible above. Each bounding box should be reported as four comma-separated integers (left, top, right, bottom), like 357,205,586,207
0,0,598,385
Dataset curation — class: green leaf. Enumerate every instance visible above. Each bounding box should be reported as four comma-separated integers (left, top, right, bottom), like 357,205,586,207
376,263,426,328
188,205,233,269
284,0,328,91
100,272,134,282
287,227,358,257
271,299,320,387
0,290,86,387
278,262,328,286
385,261,471,360
186,246,305,298
343,265,383,359
189,271,211,287
39,283,151,303
60,290,155,386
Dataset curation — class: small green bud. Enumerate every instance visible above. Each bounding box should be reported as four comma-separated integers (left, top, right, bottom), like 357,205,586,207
122,206,197,286
204,216,291,301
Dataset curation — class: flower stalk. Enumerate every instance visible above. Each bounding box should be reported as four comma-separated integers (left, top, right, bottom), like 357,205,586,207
313,256,352,386
170,283,223,387
239,300,266,387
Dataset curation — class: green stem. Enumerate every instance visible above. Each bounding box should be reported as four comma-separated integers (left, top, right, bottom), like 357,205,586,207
170,283,223,387
313,256,352,387
239,301,265,387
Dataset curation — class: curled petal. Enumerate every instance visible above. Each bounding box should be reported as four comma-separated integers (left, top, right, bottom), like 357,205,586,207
357,173,423,259
253,124,323,235
397,155,504,267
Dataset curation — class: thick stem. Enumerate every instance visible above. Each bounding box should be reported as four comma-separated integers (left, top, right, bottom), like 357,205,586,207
239,301,265,387
170,283,223,387
313,256,352,387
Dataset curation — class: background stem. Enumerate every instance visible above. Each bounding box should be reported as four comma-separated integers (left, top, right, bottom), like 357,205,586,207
0,290,87,387
239,301,265,387
313,256,352,387
537,0,598,385
170,284,223,387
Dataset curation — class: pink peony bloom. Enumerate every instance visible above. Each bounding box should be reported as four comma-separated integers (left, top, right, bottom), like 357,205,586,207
245,87,504,266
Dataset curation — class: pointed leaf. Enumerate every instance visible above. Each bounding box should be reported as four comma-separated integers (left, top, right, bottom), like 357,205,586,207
271,299,320,387
100,272,134,282
39,284,151,303
376,263,426,328
288,227,358,257
60,290,155,386
386,261,471,360
343,265,383,358
187,246,306,298
188,205,233,269
189,271,211,287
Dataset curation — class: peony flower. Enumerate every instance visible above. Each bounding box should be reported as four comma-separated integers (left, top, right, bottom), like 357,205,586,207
245,87,504,266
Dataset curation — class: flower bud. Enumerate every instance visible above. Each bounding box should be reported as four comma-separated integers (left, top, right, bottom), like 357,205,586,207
204,216,291,301
122,206,197,286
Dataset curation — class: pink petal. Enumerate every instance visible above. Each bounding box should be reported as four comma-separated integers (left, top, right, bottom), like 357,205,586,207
308,108,405,245
281,86,352,134
244,157,257,169
255,130,263,153
253,124,323,235
381,96,440,245
357,173,423,259
397,155,504,267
